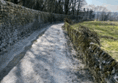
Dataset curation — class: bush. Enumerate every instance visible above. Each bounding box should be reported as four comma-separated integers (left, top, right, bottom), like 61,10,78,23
64,18,73,24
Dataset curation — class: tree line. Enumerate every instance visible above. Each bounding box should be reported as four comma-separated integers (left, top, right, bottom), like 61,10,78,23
86,5,118,21
5,0,87,15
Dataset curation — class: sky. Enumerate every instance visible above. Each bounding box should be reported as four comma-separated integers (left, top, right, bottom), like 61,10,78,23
86,0,118,12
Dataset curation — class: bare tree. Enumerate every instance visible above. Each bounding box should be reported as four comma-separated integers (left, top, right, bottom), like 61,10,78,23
5,0,87,15
77,0,86,15
86,5,111,21
64,0,69,15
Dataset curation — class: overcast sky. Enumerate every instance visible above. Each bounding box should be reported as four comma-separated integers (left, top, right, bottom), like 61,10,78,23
86,0,118,12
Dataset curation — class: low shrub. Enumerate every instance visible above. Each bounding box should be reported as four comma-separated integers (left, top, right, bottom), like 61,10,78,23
64,18,73,24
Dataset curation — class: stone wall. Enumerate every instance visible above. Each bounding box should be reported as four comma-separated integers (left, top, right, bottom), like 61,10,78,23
64,22,118,83
0,1,81,55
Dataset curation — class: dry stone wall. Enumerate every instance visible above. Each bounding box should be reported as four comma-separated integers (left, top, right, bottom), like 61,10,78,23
64,22,118,83
0,1,80,55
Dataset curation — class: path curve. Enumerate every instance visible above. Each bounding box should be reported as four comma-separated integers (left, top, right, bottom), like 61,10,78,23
1,23,94,83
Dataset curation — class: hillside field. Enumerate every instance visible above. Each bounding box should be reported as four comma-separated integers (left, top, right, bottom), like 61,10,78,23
72,21,118,61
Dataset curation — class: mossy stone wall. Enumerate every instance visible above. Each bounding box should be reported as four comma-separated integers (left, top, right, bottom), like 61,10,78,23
0,1,81,54
64,22,118,83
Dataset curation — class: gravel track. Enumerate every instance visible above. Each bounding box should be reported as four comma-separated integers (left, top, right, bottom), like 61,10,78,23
1,23,94,83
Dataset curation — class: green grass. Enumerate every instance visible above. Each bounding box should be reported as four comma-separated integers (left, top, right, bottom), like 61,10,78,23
71,21,118,61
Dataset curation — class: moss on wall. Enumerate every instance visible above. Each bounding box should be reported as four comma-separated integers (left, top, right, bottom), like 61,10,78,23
0,1,81,54
64,22,118,83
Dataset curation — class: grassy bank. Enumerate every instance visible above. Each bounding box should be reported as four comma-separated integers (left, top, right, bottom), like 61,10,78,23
71,21,118,61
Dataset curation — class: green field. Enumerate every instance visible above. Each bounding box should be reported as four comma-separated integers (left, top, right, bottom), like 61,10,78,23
72,21,118,61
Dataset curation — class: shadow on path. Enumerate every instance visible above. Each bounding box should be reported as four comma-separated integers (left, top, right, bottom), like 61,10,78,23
0,25,49,81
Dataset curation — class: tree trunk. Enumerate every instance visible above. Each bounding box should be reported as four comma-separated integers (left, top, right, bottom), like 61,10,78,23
23,0,25,6
14,0,18,4
65,0,69,15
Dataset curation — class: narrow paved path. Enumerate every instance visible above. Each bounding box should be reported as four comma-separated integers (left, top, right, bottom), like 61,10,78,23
1,23,94,83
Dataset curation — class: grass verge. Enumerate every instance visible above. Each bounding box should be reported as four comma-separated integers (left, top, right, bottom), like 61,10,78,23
71,21,118,61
